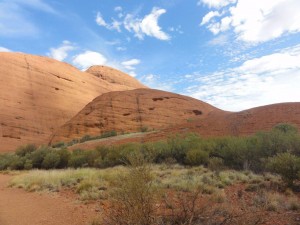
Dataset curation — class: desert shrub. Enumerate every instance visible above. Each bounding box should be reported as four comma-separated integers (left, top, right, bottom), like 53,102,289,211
208,157,224,171
185,149,209,166
30,146,48,169
42,151,61,169
273,123,298,134
68,149,89,168
100,130,117,138
24,159,33,170
52,142,66,148
16,144,36,157
105,153,157,225
0,154,16,170
56,148,71,168
267,152,300,187
80,135,92,143
9,156,25,170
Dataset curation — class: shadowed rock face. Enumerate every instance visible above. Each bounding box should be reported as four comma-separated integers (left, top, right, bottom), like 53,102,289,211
50,88,220,144
0,52,146,152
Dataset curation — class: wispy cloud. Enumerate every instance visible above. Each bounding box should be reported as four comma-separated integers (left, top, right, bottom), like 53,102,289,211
200,0,300,43
124,7,170,40
121,59,141,77
95,7,170,41
0,0,57,38
198,0,237,8
48,41,76,61
141,74,174,91
0,46,12,52
184,44,300,111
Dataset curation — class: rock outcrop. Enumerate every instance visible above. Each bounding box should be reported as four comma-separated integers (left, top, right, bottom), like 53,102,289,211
86,66,147,89
144,102,300,140
50,89,220,144
0,52,146,152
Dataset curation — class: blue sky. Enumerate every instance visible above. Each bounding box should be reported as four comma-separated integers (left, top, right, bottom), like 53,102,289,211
0,0,300,111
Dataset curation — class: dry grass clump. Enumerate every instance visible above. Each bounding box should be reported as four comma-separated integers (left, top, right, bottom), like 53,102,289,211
9,167,126,199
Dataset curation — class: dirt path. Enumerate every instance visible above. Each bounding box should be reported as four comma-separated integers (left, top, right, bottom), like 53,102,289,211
0,174,100,225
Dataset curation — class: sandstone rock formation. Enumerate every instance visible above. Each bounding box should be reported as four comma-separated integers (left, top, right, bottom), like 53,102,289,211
86,66,147,89
144,102,300,141
0,52,146,152
50,89,220,144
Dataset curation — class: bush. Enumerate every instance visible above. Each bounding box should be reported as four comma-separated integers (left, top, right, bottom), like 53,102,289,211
30,147,48,169
56,148,71,168
267,152,300,187
68,150,88,168
105,153,157,225
185,149,209,166
42,151,61,169
24,159,33,170
52,142,66,148
16,144,36,157
208,157,224,171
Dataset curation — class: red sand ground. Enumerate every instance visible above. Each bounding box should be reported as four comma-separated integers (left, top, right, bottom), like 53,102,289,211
0,174,99,225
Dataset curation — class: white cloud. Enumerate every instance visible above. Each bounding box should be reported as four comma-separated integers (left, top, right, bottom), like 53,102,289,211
122,59,140,70
184,44,300,111
95,7,170,40
200,11,221,26
72,51,107,70
199,0,237,8
201,0,300,43
141,74,174,91
111,19,122,32
124,7,170,40
114,6,122,12
96,12,107,27
48,40,75,61
208,34,229,45
116,46,126,51
96,12,122,32
0,46,11,52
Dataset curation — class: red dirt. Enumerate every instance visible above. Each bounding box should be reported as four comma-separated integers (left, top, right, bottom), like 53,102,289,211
0,174,100,225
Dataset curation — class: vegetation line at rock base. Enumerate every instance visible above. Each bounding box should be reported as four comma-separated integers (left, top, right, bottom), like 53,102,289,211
1,123,300,187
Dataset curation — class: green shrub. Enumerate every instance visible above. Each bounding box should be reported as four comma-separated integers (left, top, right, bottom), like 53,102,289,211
106,153,157,225
30,147,48,169
267,152,300,187
24,159,33,170
68,150,88,168
52,142,66,148
208,157,224,171
185,149,209,166
16,144,36,157
56,148,71,168
10,156,25,170
42,151,61,169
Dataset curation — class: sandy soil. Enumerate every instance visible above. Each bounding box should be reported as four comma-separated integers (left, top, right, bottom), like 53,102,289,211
0,174,100,225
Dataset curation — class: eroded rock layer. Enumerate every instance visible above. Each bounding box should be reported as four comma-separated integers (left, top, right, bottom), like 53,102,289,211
0,52,146,152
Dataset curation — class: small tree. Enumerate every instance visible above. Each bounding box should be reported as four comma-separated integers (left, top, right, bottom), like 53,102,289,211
267,152,300,187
